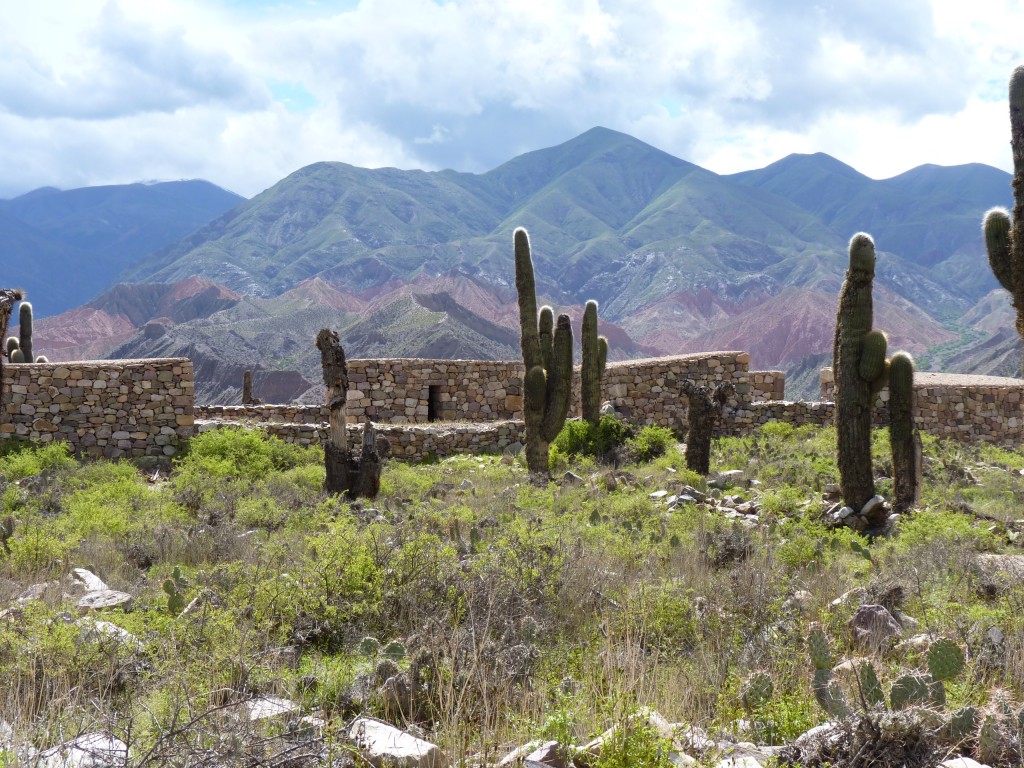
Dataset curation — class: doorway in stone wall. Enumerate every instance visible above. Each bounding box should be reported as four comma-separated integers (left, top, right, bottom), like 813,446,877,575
427,385,442,422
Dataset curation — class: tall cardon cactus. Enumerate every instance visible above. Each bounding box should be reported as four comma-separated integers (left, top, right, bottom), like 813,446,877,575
889,351,919,511
515,228,573,475
581,299,608,425
834,233,889,519
984,66,1024,373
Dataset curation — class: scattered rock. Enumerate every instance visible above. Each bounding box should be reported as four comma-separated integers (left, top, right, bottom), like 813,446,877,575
348,717,447,767
860,495,885,518
848,604,903,653
709,470,744,489
68,568,108,593
77,619,144,653
237,695,299,722
39,732,128,767
522,740,570,768
561,472,584,485
76,590,132,613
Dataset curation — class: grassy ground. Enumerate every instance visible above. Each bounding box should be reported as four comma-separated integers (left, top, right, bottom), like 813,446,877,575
1,422,1024,765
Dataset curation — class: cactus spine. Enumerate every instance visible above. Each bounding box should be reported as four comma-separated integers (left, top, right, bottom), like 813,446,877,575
834,233,888,519
515,228,573,475
18,302,32,364
581,300,608,425
984,66,1024,373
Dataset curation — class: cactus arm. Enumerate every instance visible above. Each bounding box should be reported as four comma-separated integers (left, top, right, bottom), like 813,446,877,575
18,302,32,363
985,207,1014,292
581,299,603,424
859,330,888,383
889,351,918,511
515,228,542,372
598,336,608,374
539,306,554,374
541,314,573,441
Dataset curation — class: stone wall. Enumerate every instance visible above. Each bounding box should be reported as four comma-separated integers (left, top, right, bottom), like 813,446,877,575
1,359,194,458
196,352,778,429
7,352,1024,463
819,368,1024,445
197,418,526,459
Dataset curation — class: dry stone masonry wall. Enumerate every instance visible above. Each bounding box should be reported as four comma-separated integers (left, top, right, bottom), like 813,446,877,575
195,352,779,427
4,353,1024,461
820,368,1024,445
1,358,194,458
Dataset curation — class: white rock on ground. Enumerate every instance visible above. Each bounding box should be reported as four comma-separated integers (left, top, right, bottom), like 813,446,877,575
68,568,108,592
938,759,992,768
77,619,144,652
76,590,132,612
714,757,765,768
348,717,448,768
39,733,127,767
237,695,299,722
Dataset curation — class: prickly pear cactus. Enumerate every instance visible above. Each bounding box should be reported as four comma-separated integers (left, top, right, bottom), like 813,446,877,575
857,661,886,708
0,514,13,553
162,566,188,616
742,672,774,710
942,706,979,746
813,668,853,720
928,638,965,682
977,714,1010,766
808,626,832,671
382,640,406,661
889,673,931,710
358,636,382,657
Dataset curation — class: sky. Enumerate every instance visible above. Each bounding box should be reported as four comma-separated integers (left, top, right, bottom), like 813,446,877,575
0,0,1022,199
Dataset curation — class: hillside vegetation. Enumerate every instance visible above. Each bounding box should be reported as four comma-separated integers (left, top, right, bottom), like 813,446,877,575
2,424,1024,765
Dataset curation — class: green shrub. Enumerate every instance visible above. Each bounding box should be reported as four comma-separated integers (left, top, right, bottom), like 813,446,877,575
550,416,631,465
625,426,675,463
0,440,76,480
174,427,313,482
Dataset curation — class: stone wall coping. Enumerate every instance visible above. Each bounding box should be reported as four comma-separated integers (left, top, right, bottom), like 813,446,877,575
604,351,746,368
821,367,1024,389
6,357,191,369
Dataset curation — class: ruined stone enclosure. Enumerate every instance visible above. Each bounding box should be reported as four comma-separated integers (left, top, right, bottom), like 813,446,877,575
1,352,1023,460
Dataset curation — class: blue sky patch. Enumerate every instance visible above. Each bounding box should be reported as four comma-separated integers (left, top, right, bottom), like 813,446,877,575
267,81,318,113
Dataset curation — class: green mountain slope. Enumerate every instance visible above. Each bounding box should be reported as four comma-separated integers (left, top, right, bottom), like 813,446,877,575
0,180,245,315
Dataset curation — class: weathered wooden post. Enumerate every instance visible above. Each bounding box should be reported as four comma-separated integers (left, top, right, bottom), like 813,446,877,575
316,328,351,494
316,329,384,498
681,380,734,475
241,370,261,406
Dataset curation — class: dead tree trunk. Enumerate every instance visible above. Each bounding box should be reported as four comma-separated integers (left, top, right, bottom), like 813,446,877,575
316,329,384,498
0,290,24,425
681,380,735,475
241,370,261,405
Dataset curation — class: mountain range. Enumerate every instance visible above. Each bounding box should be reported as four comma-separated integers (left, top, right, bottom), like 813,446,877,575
3,127,1018,403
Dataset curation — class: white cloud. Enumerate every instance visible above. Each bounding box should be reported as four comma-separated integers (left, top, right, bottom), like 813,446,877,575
0,0,1022,198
